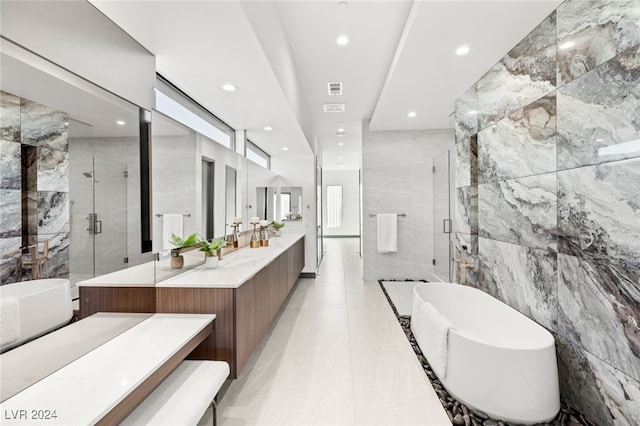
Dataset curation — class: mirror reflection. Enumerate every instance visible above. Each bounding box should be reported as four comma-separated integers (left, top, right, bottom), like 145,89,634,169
0,51,153,295
280,187,303,221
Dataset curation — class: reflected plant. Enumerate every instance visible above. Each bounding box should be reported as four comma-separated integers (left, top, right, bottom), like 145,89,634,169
169,233,198,256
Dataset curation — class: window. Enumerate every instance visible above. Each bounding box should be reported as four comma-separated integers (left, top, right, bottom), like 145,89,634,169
155,76,234,150
326,185,343,228
246,140,270,169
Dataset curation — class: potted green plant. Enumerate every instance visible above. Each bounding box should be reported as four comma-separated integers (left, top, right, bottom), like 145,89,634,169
270,220,285,237
168,233,198,269
198,236,227,269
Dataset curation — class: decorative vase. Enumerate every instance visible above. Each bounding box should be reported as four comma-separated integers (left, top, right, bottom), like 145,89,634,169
205,255,219,269
171,255,184,269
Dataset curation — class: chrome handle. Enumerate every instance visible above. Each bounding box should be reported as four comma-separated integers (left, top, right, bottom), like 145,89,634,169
443,219,452,234
95,220,102,234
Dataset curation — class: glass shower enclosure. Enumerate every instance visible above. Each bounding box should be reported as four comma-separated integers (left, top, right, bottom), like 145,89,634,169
432,150,453,282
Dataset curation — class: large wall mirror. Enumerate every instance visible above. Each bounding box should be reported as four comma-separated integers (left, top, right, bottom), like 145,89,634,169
225,166,237,235
0,46,153,291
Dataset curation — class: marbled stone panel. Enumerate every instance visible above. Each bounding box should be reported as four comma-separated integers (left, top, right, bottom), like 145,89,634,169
557,0,640,86
22,190,38,237
38,233,70,279
21,145,38,191
478,173,557,252
1,91,20,142
557,44,640,170
37,191,70,235
558,253,640,382
0,189,21,238
469,134,477,187
478,93,557,184
455,186,470,235
455,123,470,188
479,237,557,331
1,140,21,190
454,232,478,286
477,12,557,130
558,157,640,281
556,335,640,426
454,83,478,138
37,147,68,192
0,237,22,285
20,99,68,151
454,185,478,237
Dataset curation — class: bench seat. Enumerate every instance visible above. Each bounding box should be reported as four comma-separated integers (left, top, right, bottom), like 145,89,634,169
120,360,229,425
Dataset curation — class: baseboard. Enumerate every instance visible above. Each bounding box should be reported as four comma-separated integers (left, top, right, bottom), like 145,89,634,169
299,272,316,278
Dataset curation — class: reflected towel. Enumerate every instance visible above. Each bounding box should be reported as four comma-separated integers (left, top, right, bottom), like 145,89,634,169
162,214,184,251
1,297,20,347
416,301,453,379
376,214,397,253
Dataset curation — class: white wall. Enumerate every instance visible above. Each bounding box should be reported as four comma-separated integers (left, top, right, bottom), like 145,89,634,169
322,170,360,237
271,155,317,274
362,121,454,281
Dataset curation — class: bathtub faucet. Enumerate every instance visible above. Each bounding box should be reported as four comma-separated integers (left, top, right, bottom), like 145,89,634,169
454,245,474,285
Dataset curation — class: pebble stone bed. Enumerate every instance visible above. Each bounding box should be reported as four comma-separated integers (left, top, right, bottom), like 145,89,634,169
378,280,594,426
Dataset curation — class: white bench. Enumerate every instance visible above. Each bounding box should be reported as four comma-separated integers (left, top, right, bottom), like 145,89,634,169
120,360,230,426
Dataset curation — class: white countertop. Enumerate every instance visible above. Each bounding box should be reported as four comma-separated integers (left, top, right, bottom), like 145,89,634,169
76,232,304,289
0,313,214,425
157,232,305,288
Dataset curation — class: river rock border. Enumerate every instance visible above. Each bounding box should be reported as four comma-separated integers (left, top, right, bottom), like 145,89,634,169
377,280,593,426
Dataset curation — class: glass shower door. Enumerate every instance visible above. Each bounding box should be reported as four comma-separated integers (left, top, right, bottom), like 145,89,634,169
92,157,128,276
432,150,452,282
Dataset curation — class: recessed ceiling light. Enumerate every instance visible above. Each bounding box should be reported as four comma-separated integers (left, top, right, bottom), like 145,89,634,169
336,128,346,137
337,35,349,46
116,120,126,126
338,142,344,146
559,41,575,50
337,1,348,8
264,126,273,131
281,146,289,151
408,111,417,118
338,156,343,160
221,83,237,92
456,45,470,56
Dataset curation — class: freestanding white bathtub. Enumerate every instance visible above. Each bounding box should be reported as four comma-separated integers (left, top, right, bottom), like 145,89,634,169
0,279,73,353
412,282,560,424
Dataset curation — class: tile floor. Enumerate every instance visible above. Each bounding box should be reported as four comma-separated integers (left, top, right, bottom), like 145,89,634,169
218,238,451,426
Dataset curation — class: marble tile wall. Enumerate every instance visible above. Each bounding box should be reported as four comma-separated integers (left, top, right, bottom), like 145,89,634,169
454,0,640,422
0,91,69,284
362,123,454,282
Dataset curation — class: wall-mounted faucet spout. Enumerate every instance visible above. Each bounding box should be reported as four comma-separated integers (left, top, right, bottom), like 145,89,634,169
454,245,475,285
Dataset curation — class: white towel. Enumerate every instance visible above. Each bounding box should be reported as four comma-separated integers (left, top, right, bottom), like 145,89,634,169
415,301,453,379
162,214,184,251
376,214,398,253
1,297,20,347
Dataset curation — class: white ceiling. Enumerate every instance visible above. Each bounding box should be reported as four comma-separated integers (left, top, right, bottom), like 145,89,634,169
91,0,563,171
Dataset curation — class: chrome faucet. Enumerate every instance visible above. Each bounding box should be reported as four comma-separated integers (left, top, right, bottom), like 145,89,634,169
454,245,475,285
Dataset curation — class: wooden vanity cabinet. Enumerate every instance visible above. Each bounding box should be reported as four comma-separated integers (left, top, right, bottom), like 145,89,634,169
158,236,305,378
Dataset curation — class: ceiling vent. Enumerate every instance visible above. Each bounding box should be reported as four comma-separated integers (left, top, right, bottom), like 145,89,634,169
328,82,342,96
323,103,346,113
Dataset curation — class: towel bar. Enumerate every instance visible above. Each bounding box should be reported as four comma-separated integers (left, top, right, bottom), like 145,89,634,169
369,213,406,217
156,213,192,217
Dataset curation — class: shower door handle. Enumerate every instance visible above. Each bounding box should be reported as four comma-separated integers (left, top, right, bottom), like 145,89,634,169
95,219,102,234
443,219,452,234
